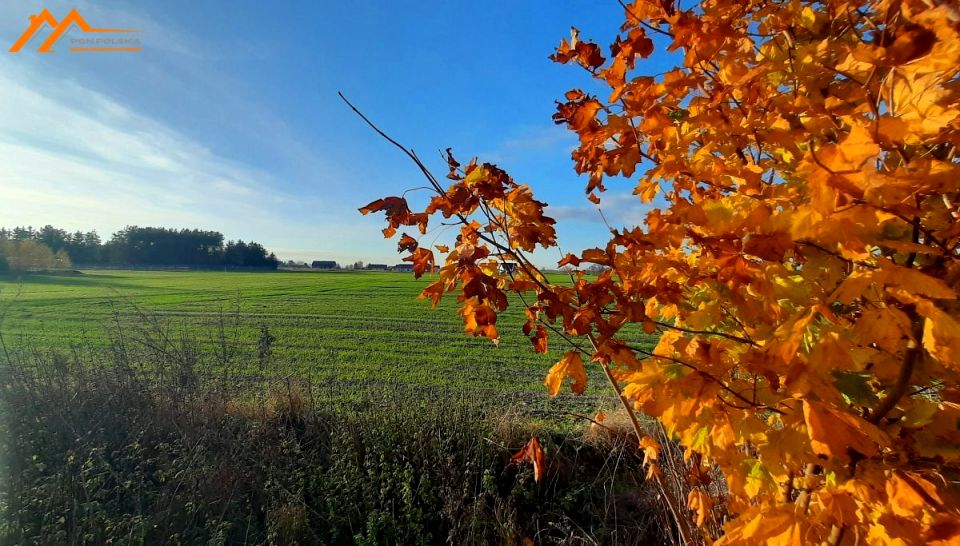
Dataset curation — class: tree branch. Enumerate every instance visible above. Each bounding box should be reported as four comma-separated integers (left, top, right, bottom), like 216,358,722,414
868,307,924,424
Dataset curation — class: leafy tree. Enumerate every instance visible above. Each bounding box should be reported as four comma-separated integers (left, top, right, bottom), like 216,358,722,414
360,0,960,543
0,225,278,269
0,240,61,271
11,226,35,241
37,225,69,253
224,240,279,268
64,230,102,264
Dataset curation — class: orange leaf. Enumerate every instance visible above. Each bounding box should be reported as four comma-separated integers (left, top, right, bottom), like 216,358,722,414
511,436,545,482
544,351,587,396
687,489,714,527
803,400,890,461
397,233,418,253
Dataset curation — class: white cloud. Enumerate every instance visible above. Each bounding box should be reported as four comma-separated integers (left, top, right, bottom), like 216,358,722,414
550,191,652,229
0,57,286,240
477,124,575,164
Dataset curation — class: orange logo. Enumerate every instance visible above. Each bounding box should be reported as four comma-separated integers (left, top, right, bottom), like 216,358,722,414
9,8,141,53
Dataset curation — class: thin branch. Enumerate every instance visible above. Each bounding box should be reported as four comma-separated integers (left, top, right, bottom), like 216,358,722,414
338,92,446,195
868,307,924,424
651,319,759,347
622,342,786,414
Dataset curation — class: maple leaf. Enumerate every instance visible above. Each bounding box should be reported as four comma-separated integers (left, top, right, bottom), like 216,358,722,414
544,351,587,396
803,400,890,461
397,233,418,253
359,196,407,217
402,248,435,278
511,435,545,482
358,1,960,542
687,490,714,527
550,27,605,70
529,324,548,353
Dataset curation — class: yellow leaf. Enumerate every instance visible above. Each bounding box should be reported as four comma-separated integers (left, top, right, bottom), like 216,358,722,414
639,436,660,463
544,351,587,396
744,458,772,498
803,400,890,461
830,124,881,172
831,269,885,304
917,301,960,369
716,505,808,546
879,261,957,300
886,471,942,518
687,489,714,527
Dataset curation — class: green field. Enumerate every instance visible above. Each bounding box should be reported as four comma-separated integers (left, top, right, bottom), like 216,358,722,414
0,270,656,402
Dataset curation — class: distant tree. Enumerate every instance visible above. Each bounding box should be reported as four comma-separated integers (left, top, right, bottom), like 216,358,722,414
38,225,69,253
0,225,278,269
223,240,279,269
105,226,224,266
54,249,71,269
11,226,34,241
224,240,249,266
64,230,102,264
0,240,59,271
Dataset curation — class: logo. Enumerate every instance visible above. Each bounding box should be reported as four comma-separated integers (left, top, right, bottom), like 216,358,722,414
9,8,140,53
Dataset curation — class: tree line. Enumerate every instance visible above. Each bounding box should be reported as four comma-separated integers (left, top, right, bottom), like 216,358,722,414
0,225,279,271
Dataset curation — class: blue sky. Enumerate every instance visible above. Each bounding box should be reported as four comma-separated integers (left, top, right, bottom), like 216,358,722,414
0,1,654,266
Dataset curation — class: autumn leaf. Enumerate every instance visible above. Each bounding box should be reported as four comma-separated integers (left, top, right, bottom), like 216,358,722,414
358,1,960,542
688,489,714,527
886,471,943,518
359,196,407,217
397,233,418,253
716,505,809,546
638,436,659,464
803,400,890,461
530,324,548,353
550,27,605,70
544,351,587,396
419,280,445,307
511,435,545,482
402,247,435,278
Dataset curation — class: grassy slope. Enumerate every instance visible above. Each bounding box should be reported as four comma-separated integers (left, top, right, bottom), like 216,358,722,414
0,270,656,398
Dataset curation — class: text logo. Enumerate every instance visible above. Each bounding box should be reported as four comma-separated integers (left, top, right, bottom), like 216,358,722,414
10,8,141,53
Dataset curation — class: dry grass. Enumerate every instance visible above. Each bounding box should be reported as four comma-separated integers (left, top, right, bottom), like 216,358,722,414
0,313,671,546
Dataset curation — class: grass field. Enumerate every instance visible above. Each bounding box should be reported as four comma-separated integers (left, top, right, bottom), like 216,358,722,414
0,270,656,403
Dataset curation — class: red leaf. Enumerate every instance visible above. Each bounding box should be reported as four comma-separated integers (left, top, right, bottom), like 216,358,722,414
397,233,418,253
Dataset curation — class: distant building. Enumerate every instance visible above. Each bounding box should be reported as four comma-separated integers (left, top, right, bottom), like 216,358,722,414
500,262,518,274
311,260,338,269
366,263,388,270
393,263,413,272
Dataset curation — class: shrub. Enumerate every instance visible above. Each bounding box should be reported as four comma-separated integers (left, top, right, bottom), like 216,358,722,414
0,316,668,545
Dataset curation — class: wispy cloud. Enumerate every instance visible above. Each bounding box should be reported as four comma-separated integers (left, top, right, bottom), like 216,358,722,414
478,124,575,164
0,56,284,235
550,191,652,229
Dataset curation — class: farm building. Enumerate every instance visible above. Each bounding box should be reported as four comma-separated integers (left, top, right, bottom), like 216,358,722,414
311,260,338,269
366,263,388,270
392,263,413,272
